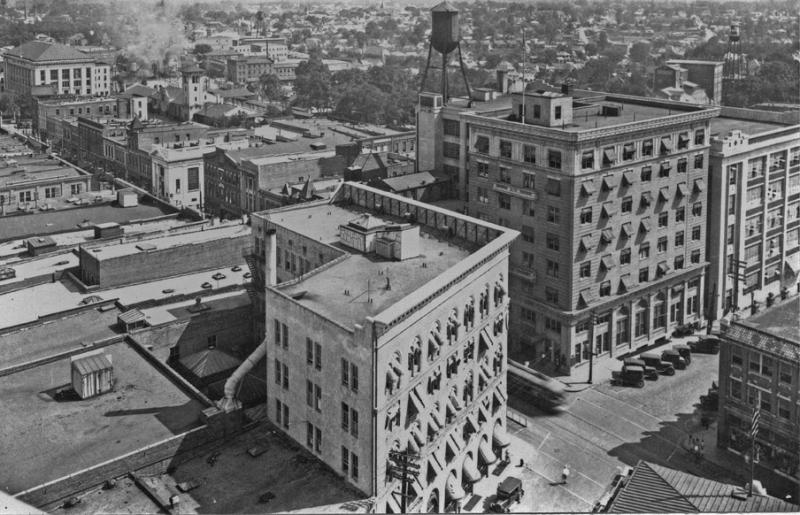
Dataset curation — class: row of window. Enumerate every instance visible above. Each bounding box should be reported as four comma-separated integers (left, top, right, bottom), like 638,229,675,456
728,380,793,420
14,183,83,203
730,351,794,384
473,130,705,171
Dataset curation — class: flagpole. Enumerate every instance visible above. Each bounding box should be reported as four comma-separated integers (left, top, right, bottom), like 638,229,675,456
521,28,526,125
748,406,759,497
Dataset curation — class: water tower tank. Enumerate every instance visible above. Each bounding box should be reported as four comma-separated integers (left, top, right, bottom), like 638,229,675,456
431,2,460,54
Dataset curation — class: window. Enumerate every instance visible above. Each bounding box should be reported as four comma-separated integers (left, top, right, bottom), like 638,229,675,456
533,104,541,118
544,317,561,333
747,186,763,205
474,136,489,153
477,187,489,204
732,352,743,367
599,281,611,297
522,251,534,268
476,162,489,178
341,446,350,475
674,255,684,269
546,178,561,196
314,383,322,411
659,162,671,178
691,249,701,263
351,363,359,392
523,145,536,163
581,151,594,169
341,358,349,386
675,231,684,247
70,183,82,194
443,119,460,136
521,225,534,243
760,355,773,377
620,248,631,264
351,452,359,480
692,202,702,216
639,267,649,282
779,362,792,384
522,173,534,189
677,132,689,150
778,400,791,420
639,243,650,259
499,140,512,158
522,200,535,217
499,167,511,183
350,408,359,438
694,154,704,169
520,307,536,323
642,139,653,156
635,310,648,337
580,262,591,278
306,380,314,407
443,142,460,159
546,259,560,278
44,186,59,198
275,360,282,385
187,167,200,190
622,143,635,160
677,158,687,174
547,206,560,223
694,129,704,145
274,320,288,348
554,106,562,120
548,150,562,169
691,226,701,241
641,166,652,182
580,207,593,224
498,194,511,210
657,237,668,253
676,207,685,222
658,212,668,228
546,233,560,251
306,338,314,365
314,342,322,370
545,287,559,305
621,197,632,213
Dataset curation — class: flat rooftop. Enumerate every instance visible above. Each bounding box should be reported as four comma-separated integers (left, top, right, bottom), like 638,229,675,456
0,250,78,285
87,223,250,260
141,289,252,326
0,201,176,242
710,116,788,138
0,165,83,188
0,339,206,494
738,297,800,344
274,202,476,328
0,304,121,371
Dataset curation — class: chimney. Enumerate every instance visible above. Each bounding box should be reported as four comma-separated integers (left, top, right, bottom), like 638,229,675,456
265,228,277,286
496,69,508,94
561,82,574,96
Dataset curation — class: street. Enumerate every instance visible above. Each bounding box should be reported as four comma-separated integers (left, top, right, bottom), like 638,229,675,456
505,352,726,512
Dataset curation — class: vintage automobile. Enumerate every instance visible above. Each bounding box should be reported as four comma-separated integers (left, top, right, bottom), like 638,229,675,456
611,365,646,388
672,344,692,366
489,476,525,513
623,358,659,380
689,335,720,354
639,352,675,375
661,349,687,370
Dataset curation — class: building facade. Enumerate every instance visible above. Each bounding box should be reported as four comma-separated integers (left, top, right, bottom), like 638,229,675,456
419,87,719,376
226,55,272,84
707,110,800,320
716,297,800,488
151,142,209,210
0,156,92,211
250,183,517,512
3,41,111,98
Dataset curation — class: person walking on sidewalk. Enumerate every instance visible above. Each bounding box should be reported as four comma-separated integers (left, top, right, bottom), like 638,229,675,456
562,465,570,484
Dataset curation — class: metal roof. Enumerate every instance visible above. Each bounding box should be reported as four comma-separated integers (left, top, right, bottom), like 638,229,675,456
71,353,113,376
609,461,797,513
179,349,241,378
7,41,93,62
118,309,145,325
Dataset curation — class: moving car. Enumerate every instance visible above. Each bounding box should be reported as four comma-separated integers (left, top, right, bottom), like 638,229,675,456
212,272,226,280
489,476,524,513
689,335,720,354
661,349,687,370
232,265,242,272
243,272,252,279
639,352,675,375
201,282,213,289
611,365,646,388
623,358,659,380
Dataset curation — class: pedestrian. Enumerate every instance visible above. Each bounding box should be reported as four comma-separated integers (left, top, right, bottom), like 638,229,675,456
562,465,570,484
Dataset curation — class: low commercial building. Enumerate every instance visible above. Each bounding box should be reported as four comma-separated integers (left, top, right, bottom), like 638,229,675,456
226,55,272,84
0,155,91,210
150,141,209,210
706,108,800,320
251,182,517,512
717,297,800,489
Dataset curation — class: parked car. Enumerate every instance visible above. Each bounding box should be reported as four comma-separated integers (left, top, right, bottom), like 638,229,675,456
201,282,213,289
639,352,675,375
623,358,659,380
243,272,252,279
661,349,687,370
673,322,701,337
611,365,646,388
689,335,720,354
162,288,175,294
489,476,524,513
232,265,242,272
212,272,226,280
672,344,692,366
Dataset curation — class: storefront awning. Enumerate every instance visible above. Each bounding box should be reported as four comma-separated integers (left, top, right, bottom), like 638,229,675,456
479,438,498,465
659,187,670,201
462,455,481,483
581,180,596,195
493,422,511,448
446,473,466,501
621,222,633,238
694,179,705,192
677,182,688,197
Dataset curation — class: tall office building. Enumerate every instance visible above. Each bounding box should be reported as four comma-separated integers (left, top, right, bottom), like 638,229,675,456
250,183,517,512
418,85,719,377
707,109,800,319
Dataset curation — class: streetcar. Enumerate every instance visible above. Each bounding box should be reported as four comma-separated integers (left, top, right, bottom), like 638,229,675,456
508,361,567,412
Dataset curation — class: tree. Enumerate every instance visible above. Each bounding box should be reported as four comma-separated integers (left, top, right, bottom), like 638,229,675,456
258,73,283,102
584,42,598,56
629,42,651,64
194,44,212,55
293,57,332,109
597,31,609,51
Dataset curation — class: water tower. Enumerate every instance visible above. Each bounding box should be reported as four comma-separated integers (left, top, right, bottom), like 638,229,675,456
420,2,471,104
723,22,745,80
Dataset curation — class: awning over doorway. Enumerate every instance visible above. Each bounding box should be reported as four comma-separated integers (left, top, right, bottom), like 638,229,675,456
462,455,481,483
479,438,497,465
493,422,511,448
445,474,466,501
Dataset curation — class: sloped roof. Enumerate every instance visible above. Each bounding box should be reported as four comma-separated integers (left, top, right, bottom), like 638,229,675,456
179,348,241,379
610,461,797,513
380,171,446,192
7,41,93,62
209,87,256,99
199,103,243,118
120,84,156,98
432,1,458,12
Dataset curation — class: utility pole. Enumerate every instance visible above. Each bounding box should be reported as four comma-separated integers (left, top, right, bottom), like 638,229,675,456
729,259,747,313
387,449,420,513
588,311,597,384
748,406,760,496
